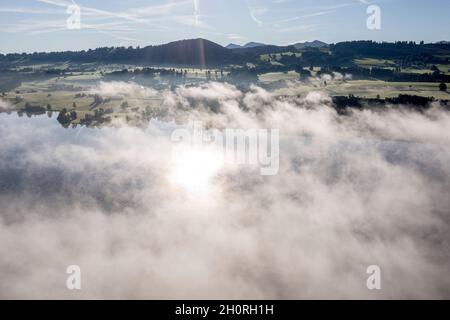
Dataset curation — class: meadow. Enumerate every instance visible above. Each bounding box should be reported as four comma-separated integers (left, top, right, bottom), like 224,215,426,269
1,62,448,128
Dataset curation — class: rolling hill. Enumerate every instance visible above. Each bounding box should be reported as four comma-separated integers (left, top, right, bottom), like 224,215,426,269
226,42,267,49
0,38,242,67
1,39,448,70
141,38,236,66
293,40,328,49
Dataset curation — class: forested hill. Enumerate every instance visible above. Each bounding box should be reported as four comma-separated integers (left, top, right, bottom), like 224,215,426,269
140,39,237,66
0,39,242,67
0,39,449,67
331,41,450,60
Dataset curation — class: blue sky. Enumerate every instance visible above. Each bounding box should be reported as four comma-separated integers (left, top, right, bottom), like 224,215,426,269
0,0,449,53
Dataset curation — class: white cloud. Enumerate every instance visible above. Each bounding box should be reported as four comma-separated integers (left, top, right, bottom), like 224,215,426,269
247,0,267,28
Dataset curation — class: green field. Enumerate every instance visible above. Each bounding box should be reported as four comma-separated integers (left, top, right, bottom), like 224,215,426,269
1,62,449,127
354,58,396,67
6,77,448,114
259,71,300,82
273,80,450,100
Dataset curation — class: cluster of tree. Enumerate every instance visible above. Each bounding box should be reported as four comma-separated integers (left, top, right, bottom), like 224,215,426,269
230,45,297,58
108,68,156,77
247,42,450,78
159,69,186,77
75,108,113,127
316,66,450,83
23,102,46,115
296,67,312,79
56,108,78,125
332,94,447,114
88,94,111,109
330,41,449,64
106,67,226,80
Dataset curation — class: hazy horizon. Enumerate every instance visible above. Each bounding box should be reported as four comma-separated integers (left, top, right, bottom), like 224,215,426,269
2,37,449,55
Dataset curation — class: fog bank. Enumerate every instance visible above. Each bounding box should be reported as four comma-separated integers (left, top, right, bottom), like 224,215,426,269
0,83,449,299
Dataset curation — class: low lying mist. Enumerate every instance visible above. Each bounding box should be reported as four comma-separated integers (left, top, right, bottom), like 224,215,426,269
0,82,449,299
88,81,158,99
0,98,12,112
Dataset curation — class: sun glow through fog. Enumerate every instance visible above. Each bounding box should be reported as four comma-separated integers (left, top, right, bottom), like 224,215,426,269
169,147,224,193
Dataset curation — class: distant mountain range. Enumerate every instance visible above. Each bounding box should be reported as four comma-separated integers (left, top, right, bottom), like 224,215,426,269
226,42,267,49
227,40,328,50
293,40,328,49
